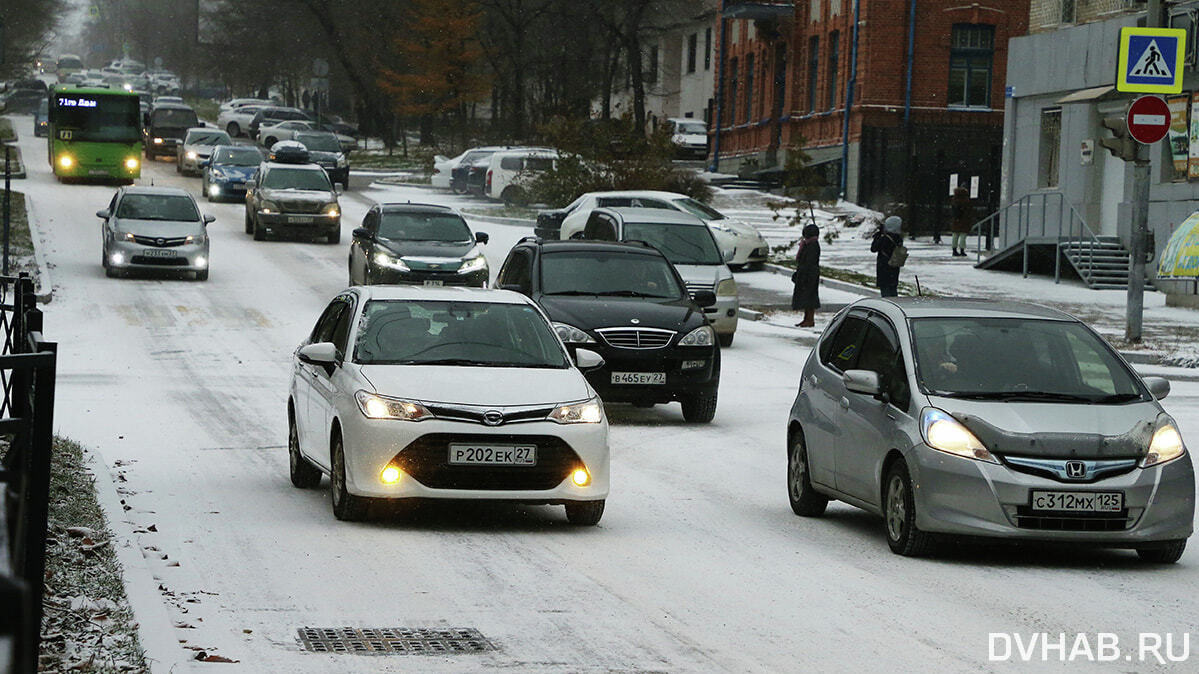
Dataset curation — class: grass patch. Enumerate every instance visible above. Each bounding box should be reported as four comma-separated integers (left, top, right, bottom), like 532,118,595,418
184,97,220,124
773,259,932,297
461,205,538,221
38,437,147,672
0,117,14,142
347,150,430,170
5,190,36,257
3,144,25,177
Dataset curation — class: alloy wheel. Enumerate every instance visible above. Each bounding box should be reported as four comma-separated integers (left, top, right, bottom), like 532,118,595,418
886,474,907,541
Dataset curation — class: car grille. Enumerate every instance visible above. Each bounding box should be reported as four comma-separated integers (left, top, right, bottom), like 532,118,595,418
684,281,714,299
130,255,189,266
422,403,556,426
132,235,188,247
1013,507,1132,532
393,434,582,491
595,327,675,349
279,200,328,214
1002,457,1139,484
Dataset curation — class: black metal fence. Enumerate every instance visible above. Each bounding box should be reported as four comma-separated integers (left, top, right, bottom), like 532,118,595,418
0,274,57,674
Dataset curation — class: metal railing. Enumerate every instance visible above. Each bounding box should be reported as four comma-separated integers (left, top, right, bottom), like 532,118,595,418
0,274,58,674
971,191,1105,283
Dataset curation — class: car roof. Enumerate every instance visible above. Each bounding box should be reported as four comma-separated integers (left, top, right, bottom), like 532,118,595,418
353,286,531,305
867,297,1076,321
602,207,706,226
120,186,193,198
153,103,193,111
586,189,687,201
378,202,455,214
531,239,668,258
261,161,323,171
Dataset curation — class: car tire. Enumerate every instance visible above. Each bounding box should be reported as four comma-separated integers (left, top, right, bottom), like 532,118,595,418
565,500,604,526
327,228,341,245
883,461,936,557
264,137,277,147
196,269,209,281
226,122,240,137
1136,539,1187,563
253,217,266,241
288,410,322,488
681,391,717,423
718,333,734,348
787,430,829,517
331,432,368,521
342,175,350,191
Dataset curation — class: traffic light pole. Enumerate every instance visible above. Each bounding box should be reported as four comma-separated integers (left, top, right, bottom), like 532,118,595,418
1126,145,1150,343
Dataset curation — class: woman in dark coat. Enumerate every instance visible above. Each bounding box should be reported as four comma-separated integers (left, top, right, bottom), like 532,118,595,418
950,186,972,256
871,216,903,297
791,224,821,327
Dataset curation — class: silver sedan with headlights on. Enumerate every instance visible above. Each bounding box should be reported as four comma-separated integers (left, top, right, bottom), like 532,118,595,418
98,186,213,280
288,286,610,524
787,298,1194,562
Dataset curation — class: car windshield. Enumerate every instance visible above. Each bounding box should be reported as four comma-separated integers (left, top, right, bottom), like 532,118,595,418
296,134,341,152
623,222,723,265
152,108,198,128
261,167,331,191
116,194,199,221
672,197,724,221
378,212,471,242
186,131,230,146
910,317,1148,403
541,251,683,299
355,300,568,368
213,147,262,166
676,122,707,134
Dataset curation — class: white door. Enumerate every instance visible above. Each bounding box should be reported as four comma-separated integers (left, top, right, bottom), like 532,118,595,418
1099,151,1125,237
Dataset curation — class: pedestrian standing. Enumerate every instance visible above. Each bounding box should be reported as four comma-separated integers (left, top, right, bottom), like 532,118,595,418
791,224,821,327
950,186,972,257
871,216,906,298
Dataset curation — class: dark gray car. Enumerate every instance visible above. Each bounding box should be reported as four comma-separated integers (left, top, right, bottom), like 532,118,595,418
787,298,1194,562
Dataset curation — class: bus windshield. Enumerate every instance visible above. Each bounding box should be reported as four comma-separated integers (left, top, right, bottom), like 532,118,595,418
53,93,141,143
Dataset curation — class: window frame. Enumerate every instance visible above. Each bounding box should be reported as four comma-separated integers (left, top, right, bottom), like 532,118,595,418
947,23,995,109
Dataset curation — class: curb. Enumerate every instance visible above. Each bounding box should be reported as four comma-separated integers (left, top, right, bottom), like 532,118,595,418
21,195,53,303
738,307,764,321
764,262,878,297
83,446,185,674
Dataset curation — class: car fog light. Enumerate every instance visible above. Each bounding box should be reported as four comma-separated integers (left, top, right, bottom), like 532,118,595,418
208,184,221,197
110,252,124,265
380,465,402,484
195,256,208,268
571,468,591,487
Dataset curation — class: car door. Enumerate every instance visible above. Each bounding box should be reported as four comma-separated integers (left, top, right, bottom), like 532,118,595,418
496,248,533,295
350,208,378,283
296,299,346,466
309,295,356,470
804,311,870,490
102,192,120,254
838,312,915,505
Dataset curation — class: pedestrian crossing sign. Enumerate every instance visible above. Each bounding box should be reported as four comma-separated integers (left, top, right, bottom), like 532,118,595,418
1117,27,1186,94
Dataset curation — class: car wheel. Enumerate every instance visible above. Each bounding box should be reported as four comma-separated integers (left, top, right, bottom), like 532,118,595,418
175,158,181,173
342,175,350,191
195,269,209,281
1137,539,1187,563
565,500,604,526
327,227,341,245
330,432,368,521
226,122,240,137
787,430,829,517
264,137,277,147
289,410,322,488
718,333,734,348
883,460,936,557
253,216,266,241
680,390,717,423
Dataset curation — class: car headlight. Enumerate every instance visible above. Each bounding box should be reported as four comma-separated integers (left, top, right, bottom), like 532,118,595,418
186,151,197,160
679,325,715,347
372,252,410,271
1142,421,1187,468
716,277,738,297
120,231,136,242
153,137,164,144
324,204,340,217
260,199,279,214
354,390,431,421
185,233,206,245
336,155,348,168
548,397,604,424
552,323,595,344
920,408,997,463
458,255,487,274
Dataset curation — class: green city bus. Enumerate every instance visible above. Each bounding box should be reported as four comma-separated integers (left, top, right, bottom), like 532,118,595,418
48,88,142,182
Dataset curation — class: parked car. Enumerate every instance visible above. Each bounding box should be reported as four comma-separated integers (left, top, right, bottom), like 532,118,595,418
245,159,341,243
202,145,263,202
247,106,310,139
34,99,49,137
575,207,739,346
550,190,770,269
485,148,558,204
348,204,489,287
177,128,232,176
433,146,512,192
219,97,271,112
287,286,610,523
258,119,316,147
97,186,213,281
665,118,709,158
144,103,199,159
217,104,266,138
294,131,350,188
497,238,721,423
787,298,1194,561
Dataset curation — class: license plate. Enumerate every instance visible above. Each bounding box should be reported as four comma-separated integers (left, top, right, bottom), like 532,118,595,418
611,372,666,385
423,280,444,287
448,444,536,466
88,169,109,176
1030,491,1124,512
141,248,176,258
287,216,314,224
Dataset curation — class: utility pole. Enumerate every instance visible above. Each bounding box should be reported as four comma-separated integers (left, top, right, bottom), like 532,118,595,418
1127,0,1162,343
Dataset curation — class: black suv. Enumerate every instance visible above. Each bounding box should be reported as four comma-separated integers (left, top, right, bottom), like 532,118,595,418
144,103,199,159
496,239,721,422
349,203,489,286
244,159,341,243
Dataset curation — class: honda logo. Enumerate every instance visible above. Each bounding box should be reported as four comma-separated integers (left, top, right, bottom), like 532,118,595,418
482,410,504,426
1065,461,1087,479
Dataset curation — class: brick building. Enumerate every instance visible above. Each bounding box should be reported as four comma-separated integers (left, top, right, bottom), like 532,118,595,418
712,0,1029,231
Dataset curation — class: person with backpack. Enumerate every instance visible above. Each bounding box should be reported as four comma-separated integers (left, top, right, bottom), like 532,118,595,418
871,215,906,297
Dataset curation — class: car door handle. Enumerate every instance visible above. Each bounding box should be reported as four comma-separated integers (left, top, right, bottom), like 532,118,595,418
839,396,850,410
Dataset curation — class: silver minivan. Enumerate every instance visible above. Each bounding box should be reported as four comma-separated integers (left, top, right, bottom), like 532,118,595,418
787,298,1194,562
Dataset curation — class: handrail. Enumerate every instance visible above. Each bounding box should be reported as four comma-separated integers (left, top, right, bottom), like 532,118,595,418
970,191,1106,283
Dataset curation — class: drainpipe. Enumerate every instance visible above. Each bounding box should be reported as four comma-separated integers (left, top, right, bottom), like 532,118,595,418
903,0,917,237
710,1,728,173
839,0,861,199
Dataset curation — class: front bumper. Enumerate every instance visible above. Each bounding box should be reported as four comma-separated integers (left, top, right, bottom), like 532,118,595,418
257,211,340,236
108,240,209,272
704,296,738,336
368,267,488,287
340,415,609,502
581,345,719,404
57,155,141,180
908,445,1196,545
207,179,247,200
180,153,210,173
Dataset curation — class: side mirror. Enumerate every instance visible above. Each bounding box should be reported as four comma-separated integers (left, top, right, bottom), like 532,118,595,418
203,214,215,224
574,348,605,371
692,290,717,308
723,249,736,263
843,370,882,396
475,231,489,245
297,342,337,366
352,227,372,240
96,209,110,219
1143,376,1170,401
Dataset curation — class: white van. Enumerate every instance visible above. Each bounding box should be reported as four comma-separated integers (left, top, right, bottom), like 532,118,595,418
485,149,559,204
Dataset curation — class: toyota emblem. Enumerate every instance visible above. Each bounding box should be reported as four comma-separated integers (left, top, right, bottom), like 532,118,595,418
482,410,504,426
630,318,641,324
1065,461,1087,479
156,238,165,246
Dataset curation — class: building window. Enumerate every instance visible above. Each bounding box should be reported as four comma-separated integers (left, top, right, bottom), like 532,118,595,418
807,36,820,112
705,28,713,70
687,33,698,74
746,52,755,122
948,24,995,108
831,0,842,16
1038,108,1061,189
648,45,659,84
827,31,840,110
1060,0,1076,24
811,0,822,23
729,57,739,124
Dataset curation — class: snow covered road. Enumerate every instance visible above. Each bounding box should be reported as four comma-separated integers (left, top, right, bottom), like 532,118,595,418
12,117,1199,672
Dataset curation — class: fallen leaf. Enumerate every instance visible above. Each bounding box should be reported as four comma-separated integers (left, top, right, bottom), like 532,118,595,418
198,654,238,663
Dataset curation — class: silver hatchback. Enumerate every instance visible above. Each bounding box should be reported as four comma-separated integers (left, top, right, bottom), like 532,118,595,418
787,298,1194,562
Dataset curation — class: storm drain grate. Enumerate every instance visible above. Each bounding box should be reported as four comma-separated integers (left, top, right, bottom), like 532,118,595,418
297,627,496,655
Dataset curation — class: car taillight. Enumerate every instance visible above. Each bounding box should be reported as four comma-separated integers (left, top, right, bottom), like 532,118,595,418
486,170,492,190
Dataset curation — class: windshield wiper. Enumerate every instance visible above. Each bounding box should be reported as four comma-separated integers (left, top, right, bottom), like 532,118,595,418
1094,393,1145,404
544,290,598,296
594,290,658,298
941,391,1095,403
405,358,495,366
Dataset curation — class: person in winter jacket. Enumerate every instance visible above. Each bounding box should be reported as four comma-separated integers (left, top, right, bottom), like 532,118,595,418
950,186,973,257
791,224,821,327
871,216,904,297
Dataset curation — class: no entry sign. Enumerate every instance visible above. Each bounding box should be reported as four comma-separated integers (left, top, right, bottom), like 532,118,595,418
1127,95,1171,144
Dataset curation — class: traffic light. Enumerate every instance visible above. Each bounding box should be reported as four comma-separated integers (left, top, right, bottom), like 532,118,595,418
1100,116,1139,162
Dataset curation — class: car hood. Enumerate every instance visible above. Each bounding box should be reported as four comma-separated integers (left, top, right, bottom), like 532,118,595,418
537,295,706,333
357,364,590,406
260,188,334,202
183,143,220,154
114,218,203,236
378,239,477,260
211,165,256,179
672,263,728,286
711,218,765,240
307,150,342,163
929,397,1163,459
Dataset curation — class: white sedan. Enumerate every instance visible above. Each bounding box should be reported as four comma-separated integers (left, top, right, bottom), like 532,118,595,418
555,190,770,269
288,286,611,524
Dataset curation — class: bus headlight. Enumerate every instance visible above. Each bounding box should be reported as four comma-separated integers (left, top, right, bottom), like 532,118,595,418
58,155,74,169
124,157,139,170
